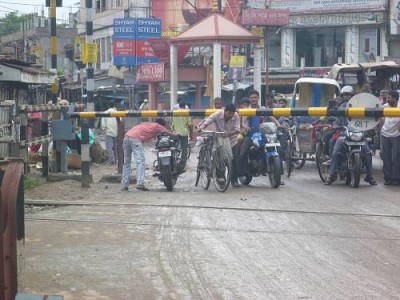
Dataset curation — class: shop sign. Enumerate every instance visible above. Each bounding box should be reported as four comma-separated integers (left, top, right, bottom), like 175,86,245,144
242,9,289,26
272,0,385,13
289,12,384,27
136,63,165,82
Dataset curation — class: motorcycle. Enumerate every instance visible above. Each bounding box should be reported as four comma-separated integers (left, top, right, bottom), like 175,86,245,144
335,127,368,188
239,122,282,188
153,133,181,191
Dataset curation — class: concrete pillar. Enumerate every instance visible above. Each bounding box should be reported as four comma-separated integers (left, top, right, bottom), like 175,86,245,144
170,44,178,109
253,44,262,96
345,26,359,64
213,42,222,99
281,28,295,68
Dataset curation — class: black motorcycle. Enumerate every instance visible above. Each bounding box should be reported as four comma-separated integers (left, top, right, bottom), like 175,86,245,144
153,133,181,191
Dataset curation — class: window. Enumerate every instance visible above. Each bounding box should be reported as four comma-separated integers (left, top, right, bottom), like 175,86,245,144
95,0,107,13
295,27,345,67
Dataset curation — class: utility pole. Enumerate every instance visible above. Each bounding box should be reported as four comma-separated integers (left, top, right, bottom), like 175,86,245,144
81,0,94,187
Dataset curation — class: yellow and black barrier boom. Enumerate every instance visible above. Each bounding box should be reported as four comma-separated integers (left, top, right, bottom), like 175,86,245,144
69,107,400,119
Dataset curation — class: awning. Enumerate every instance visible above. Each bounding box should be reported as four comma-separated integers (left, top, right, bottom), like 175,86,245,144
0,60,56,84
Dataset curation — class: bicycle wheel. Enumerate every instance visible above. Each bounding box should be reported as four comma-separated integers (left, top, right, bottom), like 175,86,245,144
285,140,294,177
213,157,232,192
200,147,212,190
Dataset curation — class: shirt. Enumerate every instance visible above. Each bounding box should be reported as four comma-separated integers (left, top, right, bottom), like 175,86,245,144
200,110,240,147
101,108,118,137
125,122,169,142
172,110,191,136
381,104,400,138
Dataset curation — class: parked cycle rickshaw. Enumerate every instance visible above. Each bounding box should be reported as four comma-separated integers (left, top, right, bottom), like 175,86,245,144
287,77,340,175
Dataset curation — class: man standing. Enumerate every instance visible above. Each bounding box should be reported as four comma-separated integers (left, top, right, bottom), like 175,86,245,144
198,103,241,187
121,118,179,191
172,102,193,173
381,90,400,185
101,101,118,165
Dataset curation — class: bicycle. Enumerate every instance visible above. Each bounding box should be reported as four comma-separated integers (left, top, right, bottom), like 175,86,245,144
195,130,232,192
283,119,304,177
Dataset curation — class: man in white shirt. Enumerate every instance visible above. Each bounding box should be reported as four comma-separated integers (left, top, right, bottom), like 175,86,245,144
101,101,119,165
381,90,400,185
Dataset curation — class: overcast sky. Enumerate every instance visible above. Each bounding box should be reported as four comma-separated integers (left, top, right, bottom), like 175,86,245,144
0,0,79,22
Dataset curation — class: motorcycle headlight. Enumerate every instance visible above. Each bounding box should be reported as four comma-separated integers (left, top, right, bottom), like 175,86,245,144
348,131,363,142
265,133,278,143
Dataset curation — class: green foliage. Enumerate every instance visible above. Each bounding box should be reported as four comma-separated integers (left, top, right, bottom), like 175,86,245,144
24,174,45,190
0,12,24,36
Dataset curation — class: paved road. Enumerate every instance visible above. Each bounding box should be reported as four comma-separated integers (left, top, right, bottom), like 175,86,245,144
20,148,400,300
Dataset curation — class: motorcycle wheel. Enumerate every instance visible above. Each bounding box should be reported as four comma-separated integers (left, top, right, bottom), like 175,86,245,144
238,176,252,185
268,156,281,188
213,158,232,192
350,152,361,188
285,140,294,177
161,164,174,191
315,142,329,183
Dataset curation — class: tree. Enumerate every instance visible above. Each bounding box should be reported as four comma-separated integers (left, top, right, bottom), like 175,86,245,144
0,12,25,36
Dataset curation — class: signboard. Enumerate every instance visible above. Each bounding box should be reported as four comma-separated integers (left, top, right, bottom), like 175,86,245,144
113,18,135,35
135,18,162,65
271,0,385,13
136,63,165,82
112,17,161,66
82,43,98,64
289,12,384,27
348,93,380,131
242,9,289,26
230,56,246,68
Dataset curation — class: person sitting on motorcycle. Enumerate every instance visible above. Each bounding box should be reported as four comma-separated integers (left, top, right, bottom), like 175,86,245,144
197,103,241,187
324,86,377,186
239,90,283,182
322,85,355,158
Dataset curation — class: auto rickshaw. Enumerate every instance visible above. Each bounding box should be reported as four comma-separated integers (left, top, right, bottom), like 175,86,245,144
286,77,340,175
327,61,400,97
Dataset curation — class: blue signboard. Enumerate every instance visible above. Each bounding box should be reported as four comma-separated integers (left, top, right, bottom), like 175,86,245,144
135,18,162,40
112,17,161,67
113,18,136,36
